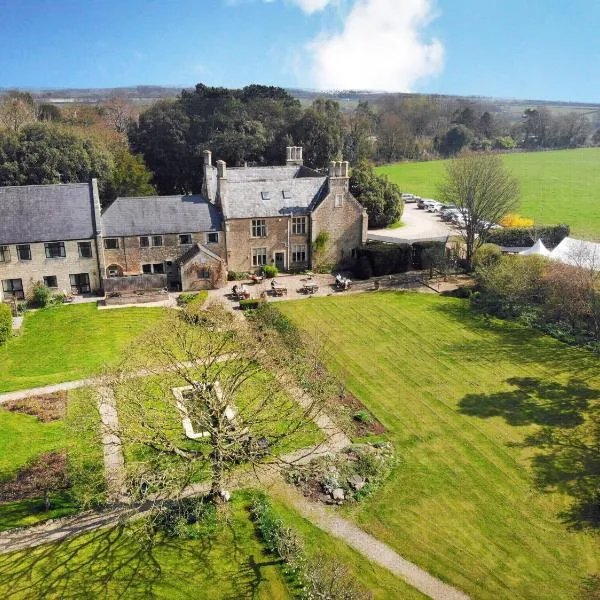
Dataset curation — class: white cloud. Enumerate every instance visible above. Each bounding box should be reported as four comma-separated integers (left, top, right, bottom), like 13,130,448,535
290,0,335,13
307,0,444,91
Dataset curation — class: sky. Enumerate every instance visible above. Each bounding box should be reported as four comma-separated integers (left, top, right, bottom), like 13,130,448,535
0,0,598,102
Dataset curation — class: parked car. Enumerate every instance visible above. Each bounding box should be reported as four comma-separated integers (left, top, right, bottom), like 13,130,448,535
439,205,457,219
427,201,443,213
401,193,419,203
418,198,437,210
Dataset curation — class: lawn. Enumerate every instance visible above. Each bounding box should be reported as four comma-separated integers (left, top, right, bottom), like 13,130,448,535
377,148,600,239
0,303,165,393
0,495,289,599
279,292,600,600
0,388,104,530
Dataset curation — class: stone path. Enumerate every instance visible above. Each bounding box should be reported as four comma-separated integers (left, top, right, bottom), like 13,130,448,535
274,483,470,600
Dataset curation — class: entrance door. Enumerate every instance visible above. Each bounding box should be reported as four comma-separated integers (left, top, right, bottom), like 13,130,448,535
275,252,285,271
69,273,91,294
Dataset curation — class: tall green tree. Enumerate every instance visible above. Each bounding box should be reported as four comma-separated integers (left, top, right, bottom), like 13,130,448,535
350,160,403,228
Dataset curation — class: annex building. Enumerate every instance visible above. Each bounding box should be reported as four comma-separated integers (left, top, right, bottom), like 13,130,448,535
0,147,367,301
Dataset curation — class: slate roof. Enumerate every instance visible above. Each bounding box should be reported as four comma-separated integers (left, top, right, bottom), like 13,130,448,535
0,183,95,245
223,176,328,219
176,243,223,266
102,195,222,236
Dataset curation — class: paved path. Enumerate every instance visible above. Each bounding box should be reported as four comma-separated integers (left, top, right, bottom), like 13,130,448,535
96,386,127,503
275,483,471,600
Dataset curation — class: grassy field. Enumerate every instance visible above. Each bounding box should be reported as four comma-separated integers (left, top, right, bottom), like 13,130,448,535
0,303,165,393
0,495,289,599
279,292,600,600
0,389,104,530
377,148,600,239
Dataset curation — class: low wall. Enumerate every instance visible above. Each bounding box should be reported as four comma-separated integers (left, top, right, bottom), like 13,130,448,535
104,274,167,293
104,291,167,305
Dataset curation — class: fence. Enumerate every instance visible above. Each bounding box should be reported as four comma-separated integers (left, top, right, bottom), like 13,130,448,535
104,274,167,294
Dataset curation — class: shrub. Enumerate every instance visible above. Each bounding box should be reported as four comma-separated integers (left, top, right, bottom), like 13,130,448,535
177,291,208,307
227,271,250,281
473,243,502,271
0,303,12,345
412,241,446,270
31,281,51,308
262,265,278,278
354,255,373,280
500,213,535,228
357,242,411,276
239,298,263,311
483,224,569,249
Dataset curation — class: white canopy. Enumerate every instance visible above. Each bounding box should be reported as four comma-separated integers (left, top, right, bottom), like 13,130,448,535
519,239,551,257
550,237,600,270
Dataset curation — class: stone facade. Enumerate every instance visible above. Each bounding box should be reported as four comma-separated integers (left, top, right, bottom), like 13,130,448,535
0,239,101,301
102,231,226,290
225,216,310,273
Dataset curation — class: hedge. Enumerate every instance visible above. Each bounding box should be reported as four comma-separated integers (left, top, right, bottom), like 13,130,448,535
357,241,412,276
412,241,446,270
483,224,569,249
0,303,12,345
239,298,264,311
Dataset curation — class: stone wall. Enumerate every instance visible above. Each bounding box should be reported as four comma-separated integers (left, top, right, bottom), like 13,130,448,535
311,177,367,269
0,239,101,301
225,217,310,273
102,231,226,277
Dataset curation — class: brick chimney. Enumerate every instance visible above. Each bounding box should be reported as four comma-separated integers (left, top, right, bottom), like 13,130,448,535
286,146,303,166
327,159,350,192
216,159,227,208
89,178,106,288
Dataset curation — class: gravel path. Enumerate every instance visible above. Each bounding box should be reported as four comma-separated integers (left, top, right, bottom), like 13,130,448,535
275,483,471,600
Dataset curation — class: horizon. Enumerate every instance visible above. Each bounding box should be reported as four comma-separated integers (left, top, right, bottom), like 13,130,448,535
1,1,598,104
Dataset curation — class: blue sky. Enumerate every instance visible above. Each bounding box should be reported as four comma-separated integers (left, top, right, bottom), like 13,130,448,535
0,0,598,102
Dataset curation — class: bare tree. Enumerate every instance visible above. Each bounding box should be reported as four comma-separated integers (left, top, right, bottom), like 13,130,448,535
438,152,520,268
106,304,326,503
0,91,36,131
102,96,138,136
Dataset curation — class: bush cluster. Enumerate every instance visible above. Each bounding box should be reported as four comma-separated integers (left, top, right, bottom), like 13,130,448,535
411,241,447,270
239,298,264,311
176,291,208,307
0,302,13,345
227,271,250,281
483,224,569,249
262,265,279,278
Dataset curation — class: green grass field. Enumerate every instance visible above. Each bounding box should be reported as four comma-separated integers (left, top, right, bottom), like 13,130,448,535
0,389,104,530
0,495,290,599
279,292,600,600
377,148,600,239
0,304,165,393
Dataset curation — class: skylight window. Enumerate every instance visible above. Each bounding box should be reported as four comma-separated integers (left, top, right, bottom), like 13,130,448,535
282,190,292,199
261,191,270,200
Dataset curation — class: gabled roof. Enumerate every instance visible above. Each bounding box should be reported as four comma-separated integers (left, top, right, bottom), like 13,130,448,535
0,183,95,245
176,243,223,266
223,176,328,219
102,195,222,237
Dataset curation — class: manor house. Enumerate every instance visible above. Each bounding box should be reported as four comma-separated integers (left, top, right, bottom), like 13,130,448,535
0,147,367,301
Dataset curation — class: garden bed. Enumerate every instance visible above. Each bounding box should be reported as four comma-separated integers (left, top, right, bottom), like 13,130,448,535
4,392,68,423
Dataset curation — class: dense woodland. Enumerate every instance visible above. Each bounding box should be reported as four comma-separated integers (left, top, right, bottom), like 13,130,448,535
1,83,599,204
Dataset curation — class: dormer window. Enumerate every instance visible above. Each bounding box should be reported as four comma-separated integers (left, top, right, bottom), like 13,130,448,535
282,190,292,199
261,191,270,200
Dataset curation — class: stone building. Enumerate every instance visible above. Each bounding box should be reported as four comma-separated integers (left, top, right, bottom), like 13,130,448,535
0,181,103,301
0,147,367,300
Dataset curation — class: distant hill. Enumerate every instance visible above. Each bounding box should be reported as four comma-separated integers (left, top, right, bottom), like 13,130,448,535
1,85,599,118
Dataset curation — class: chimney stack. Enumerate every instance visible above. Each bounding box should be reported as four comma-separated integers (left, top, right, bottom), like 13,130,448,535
286,146,304,166
217,159,227,179
203,149,212,166
216,159,227,209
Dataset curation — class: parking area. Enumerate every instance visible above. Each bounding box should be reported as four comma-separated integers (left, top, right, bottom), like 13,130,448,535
368,203,457,243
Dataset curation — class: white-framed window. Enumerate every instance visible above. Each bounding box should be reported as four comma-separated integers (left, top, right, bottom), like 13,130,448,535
152,236,163,247
252,247,267,267
292,217,306,235
251,219,267,238
139,236,150,248
78,241,93,258
16,244,31,261
104,238,119,250
292,244,307,263
179,234,193,245
206,232,219,244
45,242,66,258
0,246,9,263
334,194,344,207
43,275,58,288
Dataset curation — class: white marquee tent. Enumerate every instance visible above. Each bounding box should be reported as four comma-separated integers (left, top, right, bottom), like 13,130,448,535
550,237,600,270
519,239,551,257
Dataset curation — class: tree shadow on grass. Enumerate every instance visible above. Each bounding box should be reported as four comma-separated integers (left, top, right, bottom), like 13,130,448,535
0,511,277,599
458,376,600,531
